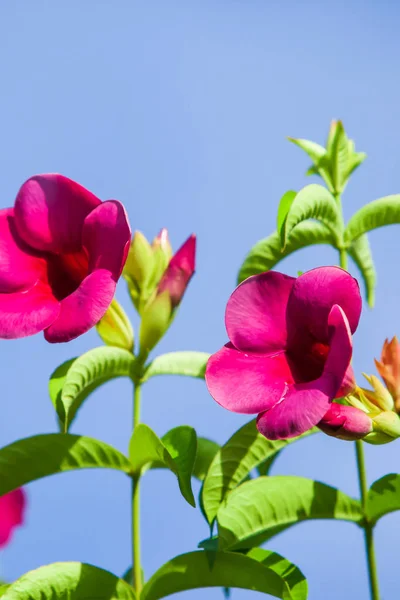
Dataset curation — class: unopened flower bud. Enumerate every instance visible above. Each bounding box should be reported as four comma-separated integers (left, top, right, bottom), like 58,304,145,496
96,299,134,352
123,231,154,288
149,228,173,289
318,403,373,441
157,234,196,308
365,411,400,445
138,234,196,357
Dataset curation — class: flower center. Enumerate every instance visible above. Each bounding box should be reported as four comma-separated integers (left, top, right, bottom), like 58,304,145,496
46,250,89,301
287,339,330,383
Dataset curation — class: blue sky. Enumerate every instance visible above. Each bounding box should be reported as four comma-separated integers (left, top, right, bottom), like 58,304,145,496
1,1,400,599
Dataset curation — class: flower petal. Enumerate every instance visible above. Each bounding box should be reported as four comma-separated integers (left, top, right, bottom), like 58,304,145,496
257,305,353,439
225,272,295,353
318,404,372,441
0,281,59,339
0,489,26,548
14,174,100,253
82,200,131,280
0,209,46,293
44,269,116,343
205,342,294,414
287,266,361,346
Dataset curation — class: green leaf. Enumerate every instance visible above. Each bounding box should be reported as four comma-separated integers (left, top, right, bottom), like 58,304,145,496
247,548,307,600
257,452,282,476
328,121,348,193
2,563,135,600
216,475,362,550
347,234,376,307
0,434,131,495
305,164,320,177
141,550,302,600
49,347,137,432
193,437,220,481
162,426,197,505
238,221,336,284
282,184,341,247
201,419,317,524
142,351,210,382
0,585,10,597
288,137,326,164
366,473,400,524
129,424,196,506
288,137,333,192
276,191,297,236
345,195,400,244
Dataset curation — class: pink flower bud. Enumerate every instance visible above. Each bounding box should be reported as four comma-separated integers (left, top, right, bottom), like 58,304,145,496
318,403,372,441
157,234,196,308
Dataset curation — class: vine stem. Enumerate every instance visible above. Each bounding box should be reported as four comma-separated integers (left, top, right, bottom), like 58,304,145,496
355,441,380,600
337,213,380,600
132,382,142,595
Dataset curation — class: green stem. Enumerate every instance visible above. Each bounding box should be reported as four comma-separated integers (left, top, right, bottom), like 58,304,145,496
339,248,348,270
336,195,380,599
355,440,380,600
132,382,142,595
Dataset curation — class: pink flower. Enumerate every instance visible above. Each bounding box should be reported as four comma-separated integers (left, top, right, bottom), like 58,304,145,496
318,404,372,441
0,489,26,548
157,234,196,308
0,174,131,343
206,267,362,440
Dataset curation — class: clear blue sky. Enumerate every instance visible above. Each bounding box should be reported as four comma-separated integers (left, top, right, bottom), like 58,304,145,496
1,2,400,599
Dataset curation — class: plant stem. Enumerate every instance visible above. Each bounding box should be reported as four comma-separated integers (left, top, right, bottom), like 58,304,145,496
339,248,348,270
132,382,142,595
337,195,380,599
355,440,380,600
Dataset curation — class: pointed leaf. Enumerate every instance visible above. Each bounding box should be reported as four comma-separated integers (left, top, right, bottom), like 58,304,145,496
0,434,131,496
257,452,282,476
238,221,336,284
193,437,220,481
142,351,210,382
162,426,197,506
288,137,333,191
366,473,400,524
345,151,367,179
347,234,376,307
2,563,136,600
129,424,196,506
305,164,320,177
345,195,400,243
328,121,349,193
202,419,317,524
216,475,362,550
276,191,297,236
288,138,326,164
141,550,301,600
282,184,341,247
247,548,307,600
49,347,137,432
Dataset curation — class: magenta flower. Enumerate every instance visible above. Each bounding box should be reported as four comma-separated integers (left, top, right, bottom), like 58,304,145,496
318,403,373,441
206,267,362,440
0,489,26,548
157,234,196,308
0,174,131,343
